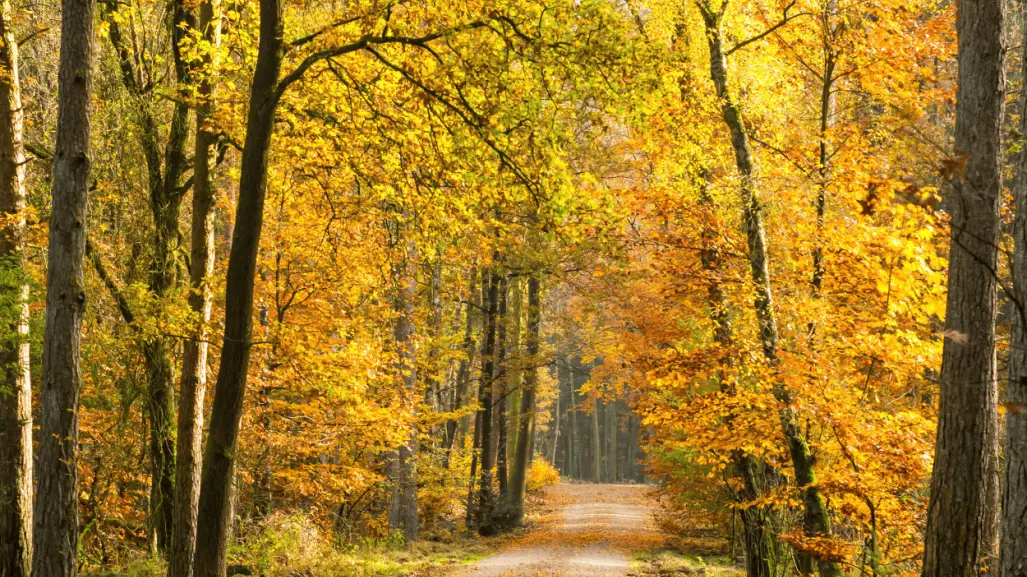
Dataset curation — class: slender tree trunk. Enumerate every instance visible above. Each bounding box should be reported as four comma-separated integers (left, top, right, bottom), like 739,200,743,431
507,278,522,469
496,276,509,502
387,222,418,543
33,0,95,573
193,0,284,572
1003,3,1027,574
445,268,477,464
170,3,221,576
465,411,481,529
606,399,617,483
0,4,32,574
591,393,601,483
510,276,540,521
569,362,579,479
698,6,841,576
923,1,1005,575
102,0,196,549
476,265,500,534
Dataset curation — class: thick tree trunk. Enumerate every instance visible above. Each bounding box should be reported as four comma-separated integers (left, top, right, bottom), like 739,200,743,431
33,0,95,573
923,1,1004,576
170,2,220,576
698,5,840,576
476,266,500,534
510,276,540,521
1002,3,1027,575
0,4,32,574
193,0,284,573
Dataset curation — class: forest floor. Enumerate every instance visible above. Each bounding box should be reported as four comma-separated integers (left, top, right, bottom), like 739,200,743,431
449,483,742,577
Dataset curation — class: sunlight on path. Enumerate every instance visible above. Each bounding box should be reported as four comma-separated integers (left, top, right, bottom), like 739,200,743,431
454,484,665,577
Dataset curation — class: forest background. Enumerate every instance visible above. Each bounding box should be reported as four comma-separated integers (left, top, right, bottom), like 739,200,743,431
0,1,1023,577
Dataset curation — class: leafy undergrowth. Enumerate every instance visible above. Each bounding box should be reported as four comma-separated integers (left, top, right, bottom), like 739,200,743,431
631,550,744,577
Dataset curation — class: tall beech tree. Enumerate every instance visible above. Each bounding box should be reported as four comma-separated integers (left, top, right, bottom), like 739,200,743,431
922,0,1005,575
33,0,96,574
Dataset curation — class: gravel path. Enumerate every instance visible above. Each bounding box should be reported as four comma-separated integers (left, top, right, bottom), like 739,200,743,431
457,484,664,577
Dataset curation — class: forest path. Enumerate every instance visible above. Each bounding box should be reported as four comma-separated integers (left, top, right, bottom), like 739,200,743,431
457,483,666,577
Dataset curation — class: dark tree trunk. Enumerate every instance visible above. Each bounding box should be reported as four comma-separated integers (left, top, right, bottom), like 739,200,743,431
0,4,32,574
193,0,284,573
605,399,617,483
170,3,220,576
476,265,500,534
33,0,95,573
1003,3,1027,574
496,275,509,501
923,0,1005,575
591,393,601,483
510,276,540,521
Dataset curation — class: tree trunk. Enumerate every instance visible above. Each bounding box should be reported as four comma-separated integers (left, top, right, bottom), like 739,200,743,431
510,276,539,521
591,393,602,483
923,1,1005,575
1003,2,1027,574
699,5,840,575
476,265,500,534
193,0,284,572
102,0,197,549
387,222,418,543
496,275,509,502
569,361,579,479
170,2,220,576
507,278,522,471
445,268,477,465
606,398,617,483
33,0,95,573
0,4,32,574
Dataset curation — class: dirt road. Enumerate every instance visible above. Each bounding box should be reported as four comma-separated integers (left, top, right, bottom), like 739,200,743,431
458,483,665,577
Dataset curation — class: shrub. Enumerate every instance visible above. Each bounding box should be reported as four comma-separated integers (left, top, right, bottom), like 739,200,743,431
526,457,560,493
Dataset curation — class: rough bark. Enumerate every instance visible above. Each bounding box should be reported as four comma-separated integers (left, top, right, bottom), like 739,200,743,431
170,2,220,574
923,0,1005,575
33,0,95,573
510,276,540,521
1003,2,1027,573
192,0,284,572
698,5,840,575
0,3,32,574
